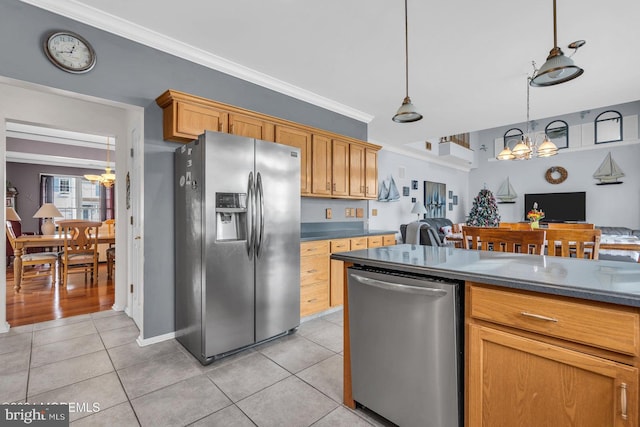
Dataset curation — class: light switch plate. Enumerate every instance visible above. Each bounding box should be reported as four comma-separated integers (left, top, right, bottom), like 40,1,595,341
372,209,378,216
356,208,363,218
326,208,332,219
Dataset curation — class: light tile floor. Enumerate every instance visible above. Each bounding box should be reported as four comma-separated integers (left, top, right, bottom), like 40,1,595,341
0,309,395,426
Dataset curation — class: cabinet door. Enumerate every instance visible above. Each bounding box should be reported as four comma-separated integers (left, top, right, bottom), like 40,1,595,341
468,324,638,427
275,126,311,194
229,113,274,141
365,148,378,198
311,134,332,196
349,144,365,197
176,101,227,138
332,139,349,197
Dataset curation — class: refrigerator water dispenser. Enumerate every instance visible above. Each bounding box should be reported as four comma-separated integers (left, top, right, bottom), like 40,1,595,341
215,192,247,241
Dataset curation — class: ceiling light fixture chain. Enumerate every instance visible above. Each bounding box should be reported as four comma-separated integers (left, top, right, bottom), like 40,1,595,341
84,136,116,188
392,0,422,123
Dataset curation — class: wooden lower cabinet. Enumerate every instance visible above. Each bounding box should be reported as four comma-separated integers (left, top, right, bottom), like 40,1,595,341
467,283,639,426
300,241,329,317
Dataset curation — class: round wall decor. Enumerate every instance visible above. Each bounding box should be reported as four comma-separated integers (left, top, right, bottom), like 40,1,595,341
545,166,568,184
44,31,96,74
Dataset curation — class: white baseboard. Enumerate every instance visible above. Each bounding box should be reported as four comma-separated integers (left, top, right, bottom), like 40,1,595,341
0,321,10,334
136,331,176,347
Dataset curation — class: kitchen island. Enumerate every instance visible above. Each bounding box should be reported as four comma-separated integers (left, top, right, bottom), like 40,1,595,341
332,244,640,426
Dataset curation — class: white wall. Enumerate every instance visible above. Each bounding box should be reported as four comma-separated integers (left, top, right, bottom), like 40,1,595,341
368,149,470,239
470,137,640,229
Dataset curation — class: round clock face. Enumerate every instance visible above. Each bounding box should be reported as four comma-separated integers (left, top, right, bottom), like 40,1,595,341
44,31,96,74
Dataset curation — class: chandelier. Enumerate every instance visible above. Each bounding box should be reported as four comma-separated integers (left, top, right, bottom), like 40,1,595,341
84,136,116,188
497,75,558,161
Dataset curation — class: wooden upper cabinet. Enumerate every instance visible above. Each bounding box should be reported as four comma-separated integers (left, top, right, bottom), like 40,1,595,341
311,134,332,196
365,148,378,198
229,113,275,142
332,139,350,197
349,144,365,198
275,126,311,195
156,89,381,199
170,102,227,142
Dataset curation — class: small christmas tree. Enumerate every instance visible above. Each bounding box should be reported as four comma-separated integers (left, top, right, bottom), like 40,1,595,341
467,188,501,227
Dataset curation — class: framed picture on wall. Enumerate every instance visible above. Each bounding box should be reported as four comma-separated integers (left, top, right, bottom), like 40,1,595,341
453,195,458,205
424,181,446,218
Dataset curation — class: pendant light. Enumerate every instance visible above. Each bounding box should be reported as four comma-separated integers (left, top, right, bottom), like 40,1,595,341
497,76,558,160
392,0,422,123
84,136,116,188
530,0,585,87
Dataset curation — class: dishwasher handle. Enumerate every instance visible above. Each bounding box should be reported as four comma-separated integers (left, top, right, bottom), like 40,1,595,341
351,274,448,297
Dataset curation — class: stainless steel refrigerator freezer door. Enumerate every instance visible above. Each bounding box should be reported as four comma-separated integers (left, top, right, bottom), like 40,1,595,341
254,139,301,341
203,132,256,357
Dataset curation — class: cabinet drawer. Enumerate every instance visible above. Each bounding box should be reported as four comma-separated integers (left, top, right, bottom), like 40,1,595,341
383,234,396,246
301,281,330,317
350,237,368,250
469,284,640,356
330,239,351,253
301,240,329,257
367,236,383,248
300,255,329,286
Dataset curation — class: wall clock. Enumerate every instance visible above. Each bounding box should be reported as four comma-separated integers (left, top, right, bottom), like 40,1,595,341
545,166,568,184
44,31,96,74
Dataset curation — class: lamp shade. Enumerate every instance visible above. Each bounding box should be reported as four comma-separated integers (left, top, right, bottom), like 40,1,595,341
393,96,423,123
6,206,21,221
411,202,428,215
530,50,583,87
33,203,63,219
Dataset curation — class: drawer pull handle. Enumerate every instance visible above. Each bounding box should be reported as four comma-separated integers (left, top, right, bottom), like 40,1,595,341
307,298,317,303
307,269,318,273
621,383,628,420
520,312,558,323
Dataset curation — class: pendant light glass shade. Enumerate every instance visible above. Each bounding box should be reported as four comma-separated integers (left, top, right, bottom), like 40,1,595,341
393,96,423,123
530,0,584,87
392,0,422,123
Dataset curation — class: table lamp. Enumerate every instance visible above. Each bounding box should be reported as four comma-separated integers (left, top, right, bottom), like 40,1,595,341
33,203,63,235
411,202,427,220
6,206,21,222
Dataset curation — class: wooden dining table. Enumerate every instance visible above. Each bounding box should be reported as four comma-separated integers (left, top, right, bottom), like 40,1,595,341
12,232,115,292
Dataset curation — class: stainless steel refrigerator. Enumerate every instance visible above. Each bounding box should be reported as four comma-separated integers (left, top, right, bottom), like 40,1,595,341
175,131,301,364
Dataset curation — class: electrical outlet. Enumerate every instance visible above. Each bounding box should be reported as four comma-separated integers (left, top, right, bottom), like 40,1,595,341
356,208,364,218
326,208,332,219
372,209,378,216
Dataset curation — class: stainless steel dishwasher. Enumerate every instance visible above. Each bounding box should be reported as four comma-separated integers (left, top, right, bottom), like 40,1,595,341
348,266,463,427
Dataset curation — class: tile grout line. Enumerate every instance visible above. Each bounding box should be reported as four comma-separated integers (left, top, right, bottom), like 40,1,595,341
94,317,142,427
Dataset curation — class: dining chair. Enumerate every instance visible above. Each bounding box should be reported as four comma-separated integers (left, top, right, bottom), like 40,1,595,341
58,220,101,287
6,221,58,286
106,246,115,280
463,227,546,255
462,227,502,250
546,223,595,230
498,222,532,230
544,229,602,260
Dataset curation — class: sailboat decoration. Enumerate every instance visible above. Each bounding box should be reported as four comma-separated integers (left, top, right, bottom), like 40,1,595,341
496,177,517,203
377,176,401,202
593,152,624,185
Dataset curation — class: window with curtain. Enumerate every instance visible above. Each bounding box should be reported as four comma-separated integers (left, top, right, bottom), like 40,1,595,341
40,174,114,222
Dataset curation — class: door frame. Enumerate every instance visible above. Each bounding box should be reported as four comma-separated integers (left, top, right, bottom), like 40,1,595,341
0,77,145,335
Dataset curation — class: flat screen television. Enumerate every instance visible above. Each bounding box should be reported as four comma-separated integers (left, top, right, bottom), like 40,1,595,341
524,192,586,223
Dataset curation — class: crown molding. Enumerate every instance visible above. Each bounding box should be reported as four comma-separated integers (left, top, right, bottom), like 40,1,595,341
21,0,374,124
368,139,474,173
7,151,107,169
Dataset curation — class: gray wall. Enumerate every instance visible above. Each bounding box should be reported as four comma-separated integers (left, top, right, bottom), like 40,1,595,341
0,0,367,338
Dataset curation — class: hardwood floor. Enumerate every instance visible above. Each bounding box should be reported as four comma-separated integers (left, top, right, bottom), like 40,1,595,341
5,262,115,327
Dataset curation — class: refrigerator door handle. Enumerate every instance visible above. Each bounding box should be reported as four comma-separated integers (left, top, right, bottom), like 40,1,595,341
246,172,255,260
256,171,265,258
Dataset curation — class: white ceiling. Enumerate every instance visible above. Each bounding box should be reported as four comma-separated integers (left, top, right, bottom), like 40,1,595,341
25,0,640,150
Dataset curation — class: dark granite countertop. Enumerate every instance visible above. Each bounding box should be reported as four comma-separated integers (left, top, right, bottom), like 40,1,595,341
301,229,397,242
331,244,640,308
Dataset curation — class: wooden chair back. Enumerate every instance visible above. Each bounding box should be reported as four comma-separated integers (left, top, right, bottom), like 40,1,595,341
546,223,595,230
463,227,503,250
464,227,546,254
58,220,101,287
544,229,602,260
6,221,17,250
499,222,532,230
